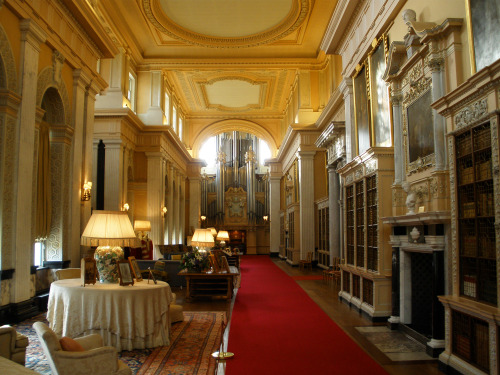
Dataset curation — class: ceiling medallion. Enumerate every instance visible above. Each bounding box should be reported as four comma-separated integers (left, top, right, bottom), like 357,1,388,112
142,0,309,48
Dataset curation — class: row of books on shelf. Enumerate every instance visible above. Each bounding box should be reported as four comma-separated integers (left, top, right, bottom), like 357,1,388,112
461,194,494,218
459,160,491,185
456,127,490,156
462,275,477,298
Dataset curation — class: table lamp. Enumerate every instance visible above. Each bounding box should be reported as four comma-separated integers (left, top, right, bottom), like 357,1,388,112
191,228,214,252
208,227,217,239
81,210,138,283
134,220,151,240
216,230,229,248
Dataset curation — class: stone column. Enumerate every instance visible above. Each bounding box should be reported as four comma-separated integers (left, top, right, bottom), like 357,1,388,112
166,162,174,243
215,150,226,225
103,140,123,210
245,147,257,224
14,20,46,302
174,171,181,243
388,247,401,329
81,81,100,239
339,78,354,163
429,58,447,171
70,69,91,266
328,165,340,265
172,169,180,244
146,153,164,256
391,88,404,185
428,250,445,356
180,174,186,244
400,250,411,324
268,162,281,255
297,150,315,260
188,175,201,235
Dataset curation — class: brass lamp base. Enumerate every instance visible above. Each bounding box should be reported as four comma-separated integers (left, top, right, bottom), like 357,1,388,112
212,351,234,360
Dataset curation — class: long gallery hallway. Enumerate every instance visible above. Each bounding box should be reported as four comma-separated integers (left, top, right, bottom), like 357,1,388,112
179,255,442,375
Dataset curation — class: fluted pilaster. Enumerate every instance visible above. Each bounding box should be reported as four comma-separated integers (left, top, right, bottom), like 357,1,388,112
298,150,316,260
13,20,46,302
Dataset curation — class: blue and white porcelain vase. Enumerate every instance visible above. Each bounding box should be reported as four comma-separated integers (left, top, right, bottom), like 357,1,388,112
94,246,124,283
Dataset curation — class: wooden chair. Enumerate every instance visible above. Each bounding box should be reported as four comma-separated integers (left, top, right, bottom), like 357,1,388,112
299,251,313,271
322,257,341,287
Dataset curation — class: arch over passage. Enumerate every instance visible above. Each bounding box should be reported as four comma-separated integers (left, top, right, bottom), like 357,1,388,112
192,119,278,158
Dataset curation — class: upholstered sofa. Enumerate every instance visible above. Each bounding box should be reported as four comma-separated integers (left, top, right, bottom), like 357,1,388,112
0,356,39,374
157,244,192,260
0,325,29,365
137,260,186,287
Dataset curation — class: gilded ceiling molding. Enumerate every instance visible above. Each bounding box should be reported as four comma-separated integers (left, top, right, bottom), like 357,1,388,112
192,119,277,157
198,76,270,112
141,0,310,48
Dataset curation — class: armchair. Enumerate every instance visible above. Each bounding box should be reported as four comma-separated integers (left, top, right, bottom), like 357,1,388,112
33,322,131,375
0,325,29,365
54,268,81,280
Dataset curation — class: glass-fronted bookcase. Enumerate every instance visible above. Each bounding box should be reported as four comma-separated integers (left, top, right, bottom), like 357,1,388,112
435,58,500,375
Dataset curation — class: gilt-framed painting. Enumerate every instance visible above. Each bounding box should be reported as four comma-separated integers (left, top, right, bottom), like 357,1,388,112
406,89,434,164
369,35,392,147
466,0,500,73
353,63,371,156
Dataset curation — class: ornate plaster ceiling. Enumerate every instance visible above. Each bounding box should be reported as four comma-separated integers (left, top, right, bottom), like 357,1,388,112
98,0,337,144
142,0,306,48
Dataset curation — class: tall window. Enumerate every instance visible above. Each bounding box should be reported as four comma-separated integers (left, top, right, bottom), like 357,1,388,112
164,92,170,125
259,139,271,165
173,106,177,133
34,241,45,267
199,136,217,174
127,72,136,112
178,116,183,141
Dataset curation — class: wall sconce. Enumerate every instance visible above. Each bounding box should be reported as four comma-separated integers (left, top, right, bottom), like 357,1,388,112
200,215,206,221
263,215,268,222
81,182,92,201
162,206,167,217
122,203,129,211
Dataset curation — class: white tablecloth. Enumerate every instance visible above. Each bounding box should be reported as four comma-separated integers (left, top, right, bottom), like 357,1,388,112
47,279,173,351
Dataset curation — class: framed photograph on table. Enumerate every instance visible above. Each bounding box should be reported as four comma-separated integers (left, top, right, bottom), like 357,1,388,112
128,256,143,282
81,257,97,286
117,260,134,286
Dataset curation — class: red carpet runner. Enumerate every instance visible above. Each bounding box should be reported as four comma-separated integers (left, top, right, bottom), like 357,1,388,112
226,255,389,375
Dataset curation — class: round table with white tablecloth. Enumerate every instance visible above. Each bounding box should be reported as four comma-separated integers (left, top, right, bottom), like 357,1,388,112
47,279,173,351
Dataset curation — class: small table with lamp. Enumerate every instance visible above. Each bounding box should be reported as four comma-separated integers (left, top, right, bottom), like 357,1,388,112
47,278,173,351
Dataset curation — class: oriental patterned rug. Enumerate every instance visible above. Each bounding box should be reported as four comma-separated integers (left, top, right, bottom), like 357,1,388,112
15,311,224,375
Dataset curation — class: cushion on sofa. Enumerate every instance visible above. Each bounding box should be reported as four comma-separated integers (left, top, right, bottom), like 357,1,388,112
59,337,85,352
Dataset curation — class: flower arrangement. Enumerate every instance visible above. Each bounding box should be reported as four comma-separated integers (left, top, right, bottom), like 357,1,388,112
179,248,210,273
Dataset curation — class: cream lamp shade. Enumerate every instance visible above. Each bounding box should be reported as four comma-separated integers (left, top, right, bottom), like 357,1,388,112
134,220,151,232
81,210,138,247
191,228,215,248
208,227,217,238
216,230,229,247
81,210,138,283
216,230,229,241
